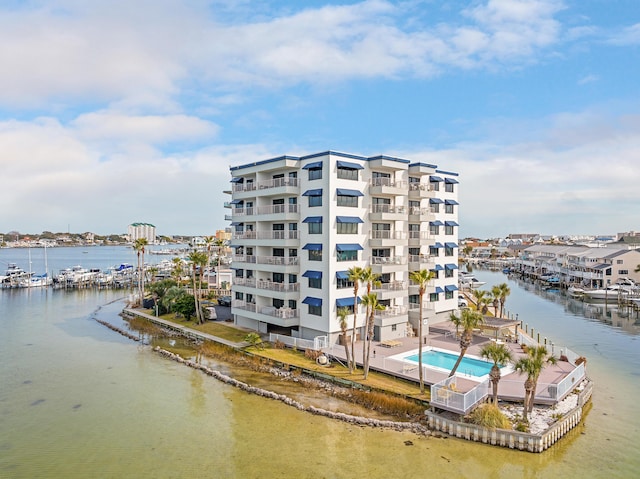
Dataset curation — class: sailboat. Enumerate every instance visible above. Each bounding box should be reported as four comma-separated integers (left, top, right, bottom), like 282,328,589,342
19,244,52,288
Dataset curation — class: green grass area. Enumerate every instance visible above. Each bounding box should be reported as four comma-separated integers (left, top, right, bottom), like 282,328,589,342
144,310,250,343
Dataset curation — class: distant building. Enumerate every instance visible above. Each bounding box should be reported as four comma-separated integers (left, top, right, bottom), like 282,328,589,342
128,222,156,244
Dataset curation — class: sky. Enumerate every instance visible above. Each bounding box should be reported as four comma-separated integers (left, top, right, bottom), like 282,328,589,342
1,0,639,239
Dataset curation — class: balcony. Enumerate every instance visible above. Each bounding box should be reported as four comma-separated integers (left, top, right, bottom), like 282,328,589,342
408,230,432,246
369,230,407,247
369,177,408,196
408,207,435,223
369,255,406,273
369,204,407,221
231,230,298,246
231,254,257,265
374,305,409,327
232,177,299,198
408,183,434,198
232,204,299,222
232,300,300,327
372,281,407,300
408,254,435,270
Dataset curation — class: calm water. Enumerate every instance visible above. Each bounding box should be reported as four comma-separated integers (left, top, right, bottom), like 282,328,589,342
1,249,638,478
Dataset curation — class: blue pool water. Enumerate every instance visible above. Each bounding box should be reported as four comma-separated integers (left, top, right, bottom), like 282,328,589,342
404,350,494,377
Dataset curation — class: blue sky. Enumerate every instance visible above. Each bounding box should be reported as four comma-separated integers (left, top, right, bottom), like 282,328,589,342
1,0,639,238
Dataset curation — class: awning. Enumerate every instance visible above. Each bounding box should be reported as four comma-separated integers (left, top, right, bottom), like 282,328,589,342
429,220,443,226
431,264,444,271
336,297,361,307
336,188,364,197
445,242,459,248
429,198,443,204
445,199,459,205
302,297,322,307
336,160,364,170
336,271,349,280
431,242,443,248
445,285,459,292
445,221,459,226
302,188,323,196
230,222,243,226
445,263,458,270
336,216,364,224
430,176,443,182
434,286,444,293
336,243,364,251
302,216,323,223
592,264,610,270
445,178,459,184
302,243,323,251
302,270,323,279
231,177,244,183
230,199,243,205
302,161,323,170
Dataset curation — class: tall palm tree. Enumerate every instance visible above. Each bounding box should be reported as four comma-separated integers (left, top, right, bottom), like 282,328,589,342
514,345,557,418
203,236,215,287
472,288,489,314
187,250,208,324
360,293,385,379
162,285,186,318
496,283,511,318
448,308,484,377
336,307,352,372
480,342,513,405
449,311,462,339
409,269,435,393
347,266,365,372
133,238,148,306
360,267,381,367
490,285,501,316
170,257,185,286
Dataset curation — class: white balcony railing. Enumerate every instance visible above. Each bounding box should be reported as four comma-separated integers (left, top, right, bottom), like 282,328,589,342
370,177,408,189
256,256,299,266
370,204,407,214
369,256,406,265
374,305,408,317
372,281,407,292
409,231,431,240
232,177,299,193
231,255,257,264
232,231,298,241
369,230,407,240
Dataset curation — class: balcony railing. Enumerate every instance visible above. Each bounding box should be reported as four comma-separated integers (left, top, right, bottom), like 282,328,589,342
232,231,298,240
408,254,433,264
370,204,407,214
374,305,408,317
369,256,406,265
256,256,299,266
232,177,299,192
231,255,257,264
369,230,407,240
409,231,431,240
409,207,432,216
232,301,299,319
409,183,435,192
370,177,408,189
372,281,407,292
257,204,299,215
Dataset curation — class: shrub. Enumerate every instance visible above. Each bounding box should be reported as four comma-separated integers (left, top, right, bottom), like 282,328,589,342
467,403,512,430
575,356,587,366
273,339,286,349
305,349,322,360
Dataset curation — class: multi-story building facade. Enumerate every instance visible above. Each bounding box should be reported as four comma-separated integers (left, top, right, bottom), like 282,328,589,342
128,222,156,244
227,151,460,344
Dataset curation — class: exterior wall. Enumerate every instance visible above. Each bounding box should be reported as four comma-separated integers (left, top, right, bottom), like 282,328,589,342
228,151,459,343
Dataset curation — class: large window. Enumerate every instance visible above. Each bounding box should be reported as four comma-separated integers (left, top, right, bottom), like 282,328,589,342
445,225,454,235
309,277,322,289
337,167,358,180
429,292,439,302
337,250,358,262
445,290,454,300
445,247,454,257
429,246,440,256
445,269,454,278
430,224,440,235
445,204,455,214
337,195,358,207
337,222,357,234
309,305,322,316
337,277,354,289
308,223,322,234
309,195,322,207
309,168,322,180
445,182,454,193
309,250,322,261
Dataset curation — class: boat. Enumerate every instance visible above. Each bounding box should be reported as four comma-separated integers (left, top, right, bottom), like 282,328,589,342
567,285,585,298
458,272,486,289
582,283,635,301
19,273,53,288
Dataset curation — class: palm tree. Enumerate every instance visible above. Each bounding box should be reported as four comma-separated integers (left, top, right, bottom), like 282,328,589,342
187,250,208,324
162,285,186,317
360,293,385,379
214,238,226,290
203,236,216,287
133,238,148,306
490,285,501,316
472,288,489,314
336,307,352,372
514,345,557,418
448,308,484,377
347,266,365,372
360,267,381,367
480,342,513,405
449,311,462,339
170,257,185,286
496,283,511,318
409,269,435,393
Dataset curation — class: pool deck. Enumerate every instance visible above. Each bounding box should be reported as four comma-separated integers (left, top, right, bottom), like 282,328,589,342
322,323,580,406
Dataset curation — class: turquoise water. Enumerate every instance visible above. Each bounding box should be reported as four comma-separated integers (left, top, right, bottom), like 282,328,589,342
1,249,639,478
404,350,495,377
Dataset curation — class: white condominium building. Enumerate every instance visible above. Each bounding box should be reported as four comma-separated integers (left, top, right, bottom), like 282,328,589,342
128,222,156,244
228,151,460,344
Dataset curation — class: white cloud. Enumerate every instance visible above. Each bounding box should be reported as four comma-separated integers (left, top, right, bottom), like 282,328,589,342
608,22,640,45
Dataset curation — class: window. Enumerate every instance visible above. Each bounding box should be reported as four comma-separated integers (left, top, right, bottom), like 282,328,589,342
372,248,390,258
445,183,454,193
337,222,358,234
337,195,358,207
337,277,354,289
616,260,623,264
308,222,322,234
430,224,440,235
430,203,440,214
409,248,420,256
409,294,419,305
391,324,397,332
445,225,454,235
619,269,629,275
309,195,322,207
235,292,244,301
273,248,284,257
337,167,358,180
288,300,297,310
273,298,284,309
337,250,358,262
445,204,454,214
431,181,439,192
445,269,454,278
273,223,284,231
445,290,454,300
429,246,440,256
235,269,244,278
273,273,284,283
289,248,297,257
445,247,454,257
308,167,322,180
309,277,322,289
309,250,322,261
429,292,439,302
309,305,322,316
289,274,297,283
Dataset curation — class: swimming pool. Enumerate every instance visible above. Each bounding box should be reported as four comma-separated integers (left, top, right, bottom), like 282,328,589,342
403,349,499,378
